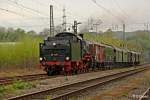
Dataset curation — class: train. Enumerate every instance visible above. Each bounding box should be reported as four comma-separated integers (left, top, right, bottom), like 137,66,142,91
39,32,141,76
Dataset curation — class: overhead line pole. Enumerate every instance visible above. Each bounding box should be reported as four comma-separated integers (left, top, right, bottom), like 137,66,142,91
73,20,82,35
93,23,100,33
145,22,149,31
62,7,67,32
50,5,51,37
123,23,126,49
50,5,54,37
52,5,54,36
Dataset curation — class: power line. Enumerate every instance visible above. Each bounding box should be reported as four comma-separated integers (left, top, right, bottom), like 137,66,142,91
112,0,129,18
4,24,50,28
30,0,78,22
53,0,77,19
91,0,124,23
6,0,53,29
51,0,88,21
108,0,127,21
0,7,27,17
6,0,40,18
7,0,49,17
112,0,138,24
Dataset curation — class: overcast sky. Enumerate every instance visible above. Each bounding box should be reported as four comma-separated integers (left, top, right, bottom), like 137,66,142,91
0,0,149,32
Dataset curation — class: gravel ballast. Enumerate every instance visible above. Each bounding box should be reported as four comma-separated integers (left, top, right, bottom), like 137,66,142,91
1,66,145,99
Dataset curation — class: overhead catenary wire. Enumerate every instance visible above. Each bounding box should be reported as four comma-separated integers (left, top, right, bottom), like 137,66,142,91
51,0,75,18
0,7,27,17
106,0,127,21
2,0,56,30
112,0,129,18
10,0,88,25
112,0,138,24
31,0,77,20
6,0,39,17
51,0,88,21
91,0,124,23
2,24,49,28
7,0,49,17
5,0,50,27
0,0,146,32
0,6,50,30
20,0,80,27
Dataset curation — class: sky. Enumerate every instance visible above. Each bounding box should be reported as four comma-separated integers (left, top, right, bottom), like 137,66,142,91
0,0,149,32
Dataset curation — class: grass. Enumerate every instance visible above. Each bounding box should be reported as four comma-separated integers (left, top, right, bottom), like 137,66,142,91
0,81,35,97
0,36,42,69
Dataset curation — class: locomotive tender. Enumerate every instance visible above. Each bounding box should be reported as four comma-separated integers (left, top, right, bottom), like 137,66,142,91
40,32,141,75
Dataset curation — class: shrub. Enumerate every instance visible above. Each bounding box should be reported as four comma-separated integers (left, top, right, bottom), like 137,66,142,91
0,36,42,69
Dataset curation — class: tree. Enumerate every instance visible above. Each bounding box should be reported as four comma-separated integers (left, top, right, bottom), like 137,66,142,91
0,26,6,33
27,30,37,36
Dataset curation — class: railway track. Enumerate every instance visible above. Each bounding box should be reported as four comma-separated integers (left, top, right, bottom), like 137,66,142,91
0,74,49,85
7,65,150,100
138,87,150,100
0,64,144,86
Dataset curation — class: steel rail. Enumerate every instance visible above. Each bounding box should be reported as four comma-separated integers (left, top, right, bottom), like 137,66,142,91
138,87,150,100
0,74,48,85
7,65,150,100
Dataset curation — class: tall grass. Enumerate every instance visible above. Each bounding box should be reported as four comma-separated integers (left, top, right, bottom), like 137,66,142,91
0,36,42,69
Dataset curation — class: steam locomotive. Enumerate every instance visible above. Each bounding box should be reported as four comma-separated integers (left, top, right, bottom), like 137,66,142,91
39,32,141,75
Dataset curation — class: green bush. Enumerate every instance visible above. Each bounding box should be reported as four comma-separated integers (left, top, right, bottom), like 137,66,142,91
0,36,42,69
0,86,6,94
0,81,34,95
12,81,34,89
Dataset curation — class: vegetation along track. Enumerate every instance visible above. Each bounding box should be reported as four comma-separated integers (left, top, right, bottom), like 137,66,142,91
0,74,50,85
7,64,150,100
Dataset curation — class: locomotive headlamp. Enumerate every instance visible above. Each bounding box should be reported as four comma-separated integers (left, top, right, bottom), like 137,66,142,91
53,42,56,46
66,57,70,60
40,57,43,61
